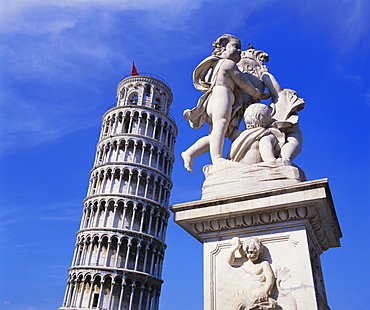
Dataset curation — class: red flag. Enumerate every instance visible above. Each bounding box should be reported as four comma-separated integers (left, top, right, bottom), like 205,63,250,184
131,62,139,76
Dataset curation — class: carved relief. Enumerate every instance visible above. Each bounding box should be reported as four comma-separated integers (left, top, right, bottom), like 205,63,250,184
222,237,300,310
228,237,277,310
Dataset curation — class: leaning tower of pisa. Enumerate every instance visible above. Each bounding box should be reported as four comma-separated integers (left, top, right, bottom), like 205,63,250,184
60,73,177,310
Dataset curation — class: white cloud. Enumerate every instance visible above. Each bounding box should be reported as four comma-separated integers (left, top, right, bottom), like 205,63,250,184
297,0,369,52
0,0,212,155
1,0,368,155
0,199,81,227
0,0,206,34
334,0,370,52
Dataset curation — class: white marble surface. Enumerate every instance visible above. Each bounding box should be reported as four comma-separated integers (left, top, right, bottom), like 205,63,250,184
204,229,318,310
202,159,305,200
182,40,305,175
182,35,264,172
171,179,341,310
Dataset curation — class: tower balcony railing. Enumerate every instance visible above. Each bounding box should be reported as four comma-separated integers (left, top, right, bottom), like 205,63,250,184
121,72,171,89
104,102,177,122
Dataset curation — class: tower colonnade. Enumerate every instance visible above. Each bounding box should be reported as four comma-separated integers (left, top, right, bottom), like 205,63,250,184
60,74,177,310
62,272,162,310
94,138,174,177
87,166,172,206
99,108,176,151
79,197,169,241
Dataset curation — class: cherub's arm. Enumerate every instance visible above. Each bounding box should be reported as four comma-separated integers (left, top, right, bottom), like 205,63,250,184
262,72,283,100
259,261,275,299
228,237,244,266
224,61,262,100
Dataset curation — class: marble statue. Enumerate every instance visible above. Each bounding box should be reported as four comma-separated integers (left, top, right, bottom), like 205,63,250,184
227,103,285,165
228,237,277,310
231,47,305,163
182,34,264,173
182,39,305,172
262,74,304,161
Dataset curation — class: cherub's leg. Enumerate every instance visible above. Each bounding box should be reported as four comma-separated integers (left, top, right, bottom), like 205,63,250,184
182,136,210,173
280,124,303,160
209,117,229,163
259,135,278,162
208,94,232,164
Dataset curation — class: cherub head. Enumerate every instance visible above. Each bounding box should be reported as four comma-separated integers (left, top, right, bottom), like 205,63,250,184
244,237,263,262
212,34,241,63
237,48,269,79
244,103,272,129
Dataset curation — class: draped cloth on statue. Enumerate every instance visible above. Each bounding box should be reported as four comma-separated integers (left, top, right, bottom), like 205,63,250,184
183,55,244,137
228,127,285,163
238,296,277,310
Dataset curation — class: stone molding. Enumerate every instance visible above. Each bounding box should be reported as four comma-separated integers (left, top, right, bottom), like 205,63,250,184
76,228,167,247
171,179,341,252
83,193,168,211
90,162,173,183
67,266,164,284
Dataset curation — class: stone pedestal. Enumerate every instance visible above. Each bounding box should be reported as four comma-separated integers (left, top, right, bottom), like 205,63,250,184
202,160,306,200
170,179,341,310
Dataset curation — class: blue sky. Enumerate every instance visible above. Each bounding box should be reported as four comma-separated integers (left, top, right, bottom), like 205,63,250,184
0,0,369,309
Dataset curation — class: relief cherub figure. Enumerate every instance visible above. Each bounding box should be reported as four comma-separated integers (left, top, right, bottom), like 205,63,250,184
228,237,277,310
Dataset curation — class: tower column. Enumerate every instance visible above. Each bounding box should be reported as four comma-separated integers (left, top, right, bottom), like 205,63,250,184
104,241,112,267
62,280,70,306
118,280,125,309
128,283,136,310
77,280,86,308
124,241,132,269
96,281,104,309
121,204,128,229
114,241,121,268
107,280,115,309
95,239,102,266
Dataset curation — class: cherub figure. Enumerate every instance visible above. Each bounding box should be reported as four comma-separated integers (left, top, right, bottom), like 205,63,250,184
236,46,304,162
227,103,284,165
228,237,277,310
182,34,263,172
261,72,304,161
